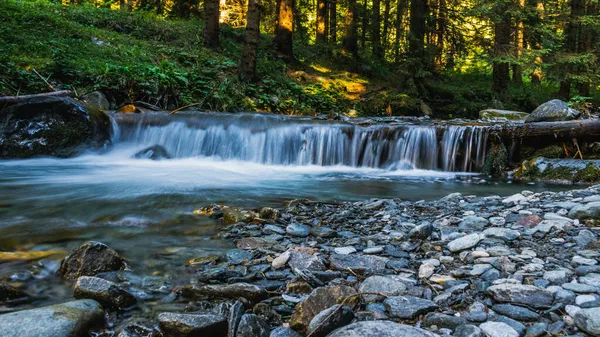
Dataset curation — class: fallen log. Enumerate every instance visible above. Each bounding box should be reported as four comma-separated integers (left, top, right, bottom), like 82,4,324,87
0,90,73,104
492,118,600,140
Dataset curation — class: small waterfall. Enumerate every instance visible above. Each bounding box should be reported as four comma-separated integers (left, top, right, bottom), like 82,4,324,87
113,113,489,172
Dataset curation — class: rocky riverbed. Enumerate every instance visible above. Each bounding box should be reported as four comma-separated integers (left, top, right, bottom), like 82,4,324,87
2,186,600,337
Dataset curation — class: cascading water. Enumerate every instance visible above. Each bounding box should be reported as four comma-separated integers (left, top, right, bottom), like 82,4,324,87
112,112,489,172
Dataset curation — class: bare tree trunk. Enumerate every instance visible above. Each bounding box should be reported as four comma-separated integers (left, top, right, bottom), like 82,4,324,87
381,0,391,56
527,0,544,85
360,0,368,48
316,0,328,42
274,0,294,60
408,0,427,60
394,0,407,63
343,0,358,55
241,0,261,81
492,9,511,94
512,0,525,84
372,0,382,58
204,0,221,48
329,0,337,42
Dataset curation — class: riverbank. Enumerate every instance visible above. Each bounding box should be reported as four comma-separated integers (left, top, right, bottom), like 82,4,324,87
2,185,600,336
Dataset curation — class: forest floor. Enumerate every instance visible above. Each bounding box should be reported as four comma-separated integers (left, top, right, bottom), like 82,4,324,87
1,0,598,118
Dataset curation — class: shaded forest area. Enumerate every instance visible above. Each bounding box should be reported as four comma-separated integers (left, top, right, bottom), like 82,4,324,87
0,0,598,118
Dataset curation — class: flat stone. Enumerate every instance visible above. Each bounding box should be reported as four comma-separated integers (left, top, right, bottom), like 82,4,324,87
503,194,527,204
329,253,388,274
447,234,483,252
326,320,437,337
569,202,600,220
562,283,597,293
289,285,357,332
419,263,436,278
580,273,600,287
74,276,136,309
228,301,245,337
236,237,285,252
492,304,539,322
334,246,357,255
288,250,326,272
480,321,519,337
272,251,291,269
486,284,554,309
0,300,104,337
307,304,354,337
454,324,483,337
158,313,227,337
359,275,407,302
384,295,438,319
286,223,311,237
574,307,600,336
181,283,268,303
483,228,520,241
573,256,598,266
422,312,466,330
543,270,568,284
459,216,489,232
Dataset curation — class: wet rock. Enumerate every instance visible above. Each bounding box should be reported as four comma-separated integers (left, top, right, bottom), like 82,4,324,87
486,284,554,309
409,223,434,240
269,327,301,337
235,314,270,337
480,109,529,121
525,99,581,123
569,202,600,220
286,223,311,237
359,275,407,302
0,282,30,304
74,276,136,309
224,208,255,225
81,91,110,110
133,145,171,160
454,324,483,337
289,285,356,332
182,283,268,303
384,295,438,319
326,320,438,337
329,253,388,274
574,307,600,336
575,230,598,249
492,304,539,322
524,322,548,337
422,312,466,330
0,299,104,337
58,241,126,281
307,304,354,337
118,320,161,337
448,234,483,252
158,313,227,337
479,321,519,337
483,228,520,241
228,301,245,337
288,250,326,271
0,96,111,158
310,226,336,238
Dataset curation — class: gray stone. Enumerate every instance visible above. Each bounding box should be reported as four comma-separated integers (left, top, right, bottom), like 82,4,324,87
133,145,171,160
580,273,600,287
286,223,311,237
562,283,597,293
479,321,519,337
158,313,227,337
483,228,520,241
0,300,104,337
289,285,356,332
543,270,568,285
58,241,126,281
334,247,357,255
422,312,466,330
326,320,437,337
384,295,438,319
359,275,407,302
329,253,388,274
310,226,336,238
81,91,110,110
0,282,30,304
480,109,529,121
228,301,245,337
459,216,489,232
288,250,326,272
307,304,354,337
454,324,483,337
525,99,581,123
448,234,483,252
74,276,136,309
574,307,600,336
409,223,434,240
569,202,600,220
486,284,554,309
525,322,548,337
235,314,270,337
492,304,539,322
182,283,268,303
269,327,302,337
263,224,286,235
575,230,598,249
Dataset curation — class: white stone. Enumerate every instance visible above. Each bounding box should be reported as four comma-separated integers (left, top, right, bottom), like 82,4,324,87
480,321,519,337
334,246,357,255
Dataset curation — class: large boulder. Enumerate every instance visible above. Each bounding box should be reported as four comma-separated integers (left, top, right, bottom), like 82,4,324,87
0,96,111,158
58,241,126,281
80,91,110,110
525,99,581,123
0,299,104,337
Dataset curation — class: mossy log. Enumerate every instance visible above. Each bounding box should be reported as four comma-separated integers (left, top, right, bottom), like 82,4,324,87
491,119,600,140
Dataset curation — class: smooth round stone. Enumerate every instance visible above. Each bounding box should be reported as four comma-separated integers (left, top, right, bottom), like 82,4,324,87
363,246,384,254
286,223,311,237
334,246,357,255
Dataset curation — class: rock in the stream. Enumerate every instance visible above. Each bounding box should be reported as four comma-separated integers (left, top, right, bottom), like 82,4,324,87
384,295,439,319
158,313,227,337
574,307,600,336
228,301,245,337
236,237,285,252
286,223,311,237
326,320,438,337
486,284,554,309
181,283,268,303
73,276,136,309
0,299,104,337
81,91,110,110
58,241,126,281
289,285,356,332
307,304,354,337
0,96,111,158
569,201,600,220
525,99,581,123
0,282,30,304
235,314,270,337
133,145,171,160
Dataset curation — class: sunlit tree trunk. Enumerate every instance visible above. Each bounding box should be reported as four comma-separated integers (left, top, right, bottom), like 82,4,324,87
381,0,391,57
408,0,428,60
394,0,407,63
329,0,337,42
492,9,511,94
512,0,525,84
241,0,261,81
343,0,358,55
316,0,328,42
435,0,445,68
274,0,295,61
372,0,382,58
204,0,221,48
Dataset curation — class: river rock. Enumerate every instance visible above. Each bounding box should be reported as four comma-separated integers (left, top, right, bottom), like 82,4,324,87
289,285,356,332
525,99,581,123
224,208,255,225
307,304,354,337
492,304,539,322
0,96,111,158
574,307,600,336
133,145,171,160
569,202,600,220
326,320,438,337
422,312,466,330
486,284,554,309
181,283,268,303
0,282,30,304
0,299,104,337
58,241,126,281
235,314,270,337
459,216,489,232
359,275,407,302
454,324,483,337
448,234,483,252
286,223,311,237
483,228,520,241
158,313,227,337
329,253,388,274
236,237,285,252
73,276,136,309
479,321,519,337
384,295,438,319
81,91,110,110
269,327,302,337
480,109,529,121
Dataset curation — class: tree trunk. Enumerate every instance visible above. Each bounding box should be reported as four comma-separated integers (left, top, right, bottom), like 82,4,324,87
526,0,544,85
381,0,391,55
576,0,595,97
408,0,427,59
434,0,446,67
342,0,358,56
360,0,368,48
512,0,525,84
559,0,585,99
240,0,261,81
316,0,328,42
394,0,407,63
372,0,382,58
329,0,337,42
204,0,220,48
274,0,294,60
492,8,511,94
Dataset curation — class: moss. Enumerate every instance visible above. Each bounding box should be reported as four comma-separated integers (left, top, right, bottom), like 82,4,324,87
573,163,600,183
532,145,564,159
